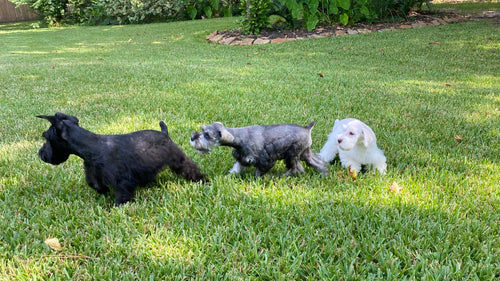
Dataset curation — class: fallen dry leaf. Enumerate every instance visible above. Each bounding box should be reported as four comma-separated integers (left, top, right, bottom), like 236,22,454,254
445,83,451,87
318,73,324,78
44,237,62,251
348,165,357,180
389,181,403,193
342,46,349,50
429,41,441,45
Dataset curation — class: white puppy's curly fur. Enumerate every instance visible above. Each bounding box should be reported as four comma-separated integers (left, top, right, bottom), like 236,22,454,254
318,118,386,175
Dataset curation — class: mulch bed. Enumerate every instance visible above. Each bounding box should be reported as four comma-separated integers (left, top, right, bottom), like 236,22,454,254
206,10,500,46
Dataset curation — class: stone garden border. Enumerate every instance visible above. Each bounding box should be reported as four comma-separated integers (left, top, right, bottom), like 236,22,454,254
207,11,499,46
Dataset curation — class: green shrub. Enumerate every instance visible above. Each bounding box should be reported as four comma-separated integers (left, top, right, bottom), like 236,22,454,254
240,0,271,34
242,0,430,34
328,0,377,25
370,0,431,21
84,0,113,25
66,0,95,24
181,0,242,20
11,0,69,25
12,0,189,25
96,0,184,24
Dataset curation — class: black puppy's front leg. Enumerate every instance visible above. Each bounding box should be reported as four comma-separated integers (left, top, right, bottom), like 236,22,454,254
84,162,109,194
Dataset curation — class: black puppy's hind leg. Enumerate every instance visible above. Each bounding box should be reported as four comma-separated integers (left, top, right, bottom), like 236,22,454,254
114,182,137,207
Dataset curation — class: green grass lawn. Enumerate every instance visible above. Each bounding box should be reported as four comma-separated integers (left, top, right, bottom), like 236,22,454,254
0,6,499,280
433,0,500,13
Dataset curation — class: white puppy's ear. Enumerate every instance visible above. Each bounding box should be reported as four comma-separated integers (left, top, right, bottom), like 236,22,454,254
361,126,376,147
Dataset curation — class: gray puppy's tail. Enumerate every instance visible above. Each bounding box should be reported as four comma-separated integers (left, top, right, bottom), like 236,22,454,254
306,121,315,130
301,148,329,176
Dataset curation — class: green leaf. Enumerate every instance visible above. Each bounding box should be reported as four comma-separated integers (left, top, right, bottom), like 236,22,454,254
204,6,212,18
360,5,370,16
223,8,232,17
187,5,197,20
306,15,319,31
211,0,219,11
329,2,339,15
339,12,348,25
308,0,320,11
337,0,350,10
291,3,301,19
286,0,301,18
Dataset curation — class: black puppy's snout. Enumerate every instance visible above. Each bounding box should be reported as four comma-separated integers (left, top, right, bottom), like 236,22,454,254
38,149,46,161
38,147,50,163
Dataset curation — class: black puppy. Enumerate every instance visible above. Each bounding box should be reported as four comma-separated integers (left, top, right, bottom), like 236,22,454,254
37,112,206,206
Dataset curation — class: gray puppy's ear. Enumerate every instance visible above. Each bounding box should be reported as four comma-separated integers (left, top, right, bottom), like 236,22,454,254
219,128,234,143
208,122,234,143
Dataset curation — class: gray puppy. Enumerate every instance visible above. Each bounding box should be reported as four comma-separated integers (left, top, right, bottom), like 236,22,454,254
190,122,328,176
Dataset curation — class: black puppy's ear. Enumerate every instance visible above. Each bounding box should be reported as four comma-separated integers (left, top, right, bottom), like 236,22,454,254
55,112,79,126
36,114,57,125
55,120,73,141
37,113,79,126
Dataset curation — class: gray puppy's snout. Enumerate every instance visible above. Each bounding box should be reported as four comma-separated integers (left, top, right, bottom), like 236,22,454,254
190,131,199,141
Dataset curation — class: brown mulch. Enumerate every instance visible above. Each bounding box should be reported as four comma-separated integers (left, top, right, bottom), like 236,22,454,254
207,10,500,46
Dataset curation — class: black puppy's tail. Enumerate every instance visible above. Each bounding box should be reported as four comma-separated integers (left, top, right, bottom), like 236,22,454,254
159,121,169,136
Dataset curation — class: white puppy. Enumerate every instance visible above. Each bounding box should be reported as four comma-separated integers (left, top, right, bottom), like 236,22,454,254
318,118,386,176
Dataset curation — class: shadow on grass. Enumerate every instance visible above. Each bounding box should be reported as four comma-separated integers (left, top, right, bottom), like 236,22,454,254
0,20,45,32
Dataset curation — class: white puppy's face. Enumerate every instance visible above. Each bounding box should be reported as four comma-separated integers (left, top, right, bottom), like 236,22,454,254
333,119,376,151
